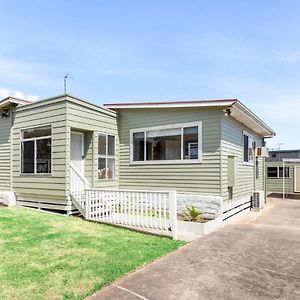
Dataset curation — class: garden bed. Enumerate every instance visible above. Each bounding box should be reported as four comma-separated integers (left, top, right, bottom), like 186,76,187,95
177,217,222,235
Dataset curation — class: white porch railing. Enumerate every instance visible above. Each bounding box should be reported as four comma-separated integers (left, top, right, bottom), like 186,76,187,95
69,164,177,239
70,163,90,216
85,189,178,240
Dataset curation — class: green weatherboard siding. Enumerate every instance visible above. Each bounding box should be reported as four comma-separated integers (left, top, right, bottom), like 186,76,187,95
0,107,12,190
117,107,222,195
11,95,118,211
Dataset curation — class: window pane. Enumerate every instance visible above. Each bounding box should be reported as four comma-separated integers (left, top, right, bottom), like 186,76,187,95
133,132,144,161
146,128,181,160
23,126,51,139
98,158,106,179
108,135,115,156
279,167,289,178
267,167,278,178
183,126,198,159
22,141,34,173
107,158,115,179
98,134,106,155
243,135,249,162
248,136,254,162
36,138,51,173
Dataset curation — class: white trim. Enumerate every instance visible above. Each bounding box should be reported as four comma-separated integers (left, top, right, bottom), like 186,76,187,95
243,130,254,166
20,125,52,175
130,121,202,165
97,132,116,180
104,101,235,109
266,166,290,179
294,166,300,193
71,131,85,175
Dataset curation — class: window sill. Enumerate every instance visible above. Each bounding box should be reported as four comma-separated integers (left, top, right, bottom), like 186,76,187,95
19,173,53,176
243,162,254,167
129,159,203,166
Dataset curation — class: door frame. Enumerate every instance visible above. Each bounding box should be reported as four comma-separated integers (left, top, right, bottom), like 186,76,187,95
71,131,85,175
294,166,300,193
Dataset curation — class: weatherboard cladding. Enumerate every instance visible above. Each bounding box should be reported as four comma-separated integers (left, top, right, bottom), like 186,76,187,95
12,100,69,208
10,96,118,210
0,109,13,190
66,100,119,192
117,107,222,194
221,115,264,202
266,161,294,194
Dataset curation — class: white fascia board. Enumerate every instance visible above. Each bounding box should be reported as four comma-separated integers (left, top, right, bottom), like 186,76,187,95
103,101,235,109
232,102,276,137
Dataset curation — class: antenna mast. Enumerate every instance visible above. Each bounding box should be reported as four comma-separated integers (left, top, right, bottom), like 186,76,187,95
64,73,69,94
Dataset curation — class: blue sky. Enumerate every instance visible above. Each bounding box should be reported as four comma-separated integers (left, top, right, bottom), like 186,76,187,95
0,0,299,149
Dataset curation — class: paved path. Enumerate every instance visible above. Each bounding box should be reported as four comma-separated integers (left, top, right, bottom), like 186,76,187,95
89,198,300,300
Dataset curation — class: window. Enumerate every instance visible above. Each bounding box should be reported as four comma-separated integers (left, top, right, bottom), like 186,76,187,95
21,126,51,174
131,122,202,164
279,167,289,178
243,132,253,164
267,167,289,178
98,133,115,179
267,167,278,178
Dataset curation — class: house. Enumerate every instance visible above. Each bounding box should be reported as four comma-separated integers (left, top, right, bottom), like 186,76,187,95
0,94,275,222
266,150,300,197
267,149,300,161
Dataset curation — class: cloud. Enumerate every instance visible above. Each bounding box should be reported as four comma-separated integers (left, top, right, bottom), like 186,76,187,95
283,51,300,62
0,87,39,101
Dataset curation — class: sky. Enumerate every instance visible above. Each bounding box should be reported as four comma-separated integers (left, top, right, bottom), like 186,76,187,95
0,0,299,149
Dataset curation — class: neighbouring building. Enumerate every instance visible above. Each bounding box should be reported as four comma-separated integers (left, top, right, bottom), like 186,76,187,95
266,149,300,197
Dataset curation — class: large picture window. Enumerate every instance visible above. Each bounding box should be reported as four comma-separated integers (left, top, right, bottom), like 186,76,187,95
243,132,254,165
130,122,202,164
21,126,52,174
98,133,115,179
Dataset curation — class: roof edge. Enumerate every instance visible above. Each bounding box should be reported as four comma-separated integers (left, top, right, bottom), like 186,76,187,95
104,99,238,109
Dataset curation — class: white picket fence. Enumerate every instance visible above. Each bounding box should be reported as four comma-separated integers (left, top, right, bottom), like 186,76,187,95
85,189,178,240
69,164,178,239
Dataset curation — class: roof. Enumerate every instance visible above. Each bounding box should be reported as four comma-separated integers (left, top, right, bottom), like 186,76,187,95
104,98,276,137
270,149,300,153
0,96,32,109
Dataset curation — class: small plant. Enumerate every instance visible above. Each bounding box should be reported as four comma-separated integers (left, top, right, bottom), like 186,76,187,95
180,206,204,222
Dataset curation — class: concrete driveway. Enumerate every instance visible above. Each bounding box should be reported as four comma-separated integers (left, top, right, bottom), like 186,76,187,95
89,198,300,300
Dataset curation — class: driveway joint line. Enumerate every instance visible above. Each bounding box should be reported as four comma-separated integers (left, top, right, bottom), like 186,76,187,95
112,284,150,300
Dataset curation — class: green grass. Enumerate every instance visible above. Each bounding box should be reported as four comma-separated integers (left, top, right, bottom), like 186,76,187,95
0,207,184,300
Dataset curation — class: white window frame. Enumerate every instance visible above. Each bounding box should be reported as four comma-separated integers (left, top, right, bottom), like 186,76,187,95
267,166,289,178
20,125,52,175
243,131,254,166
97,133,116,180
130,121,202,165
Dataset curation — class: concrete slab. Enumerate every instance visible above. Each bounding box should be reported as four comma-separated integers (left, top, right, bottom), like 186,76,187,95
89,198,300,300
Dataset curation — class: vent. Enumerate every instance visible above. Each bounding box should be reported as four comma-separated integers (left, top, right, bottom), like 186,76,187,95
252,192,260,208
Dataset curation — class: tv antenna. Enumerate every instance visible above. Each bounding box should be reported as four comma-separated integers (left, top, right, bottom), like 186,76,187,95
64,73,69,94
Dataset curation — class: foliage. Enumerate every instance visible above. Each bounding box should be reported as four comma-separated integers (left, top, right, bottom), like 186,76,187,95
182,206,204,222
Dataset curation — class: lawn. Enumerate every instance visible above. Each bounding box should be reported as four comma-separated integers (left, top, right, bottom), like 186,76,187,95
0,207,184,300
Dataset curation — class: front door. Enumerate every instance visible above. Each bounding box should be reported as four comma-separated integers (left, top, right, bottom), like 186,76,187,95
71,132,84,174
295,166,300,193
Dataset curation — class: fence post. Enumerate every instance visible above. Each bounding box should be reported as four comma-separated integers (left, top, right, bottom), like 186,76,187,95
169,191,178,240
85,190,89,220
